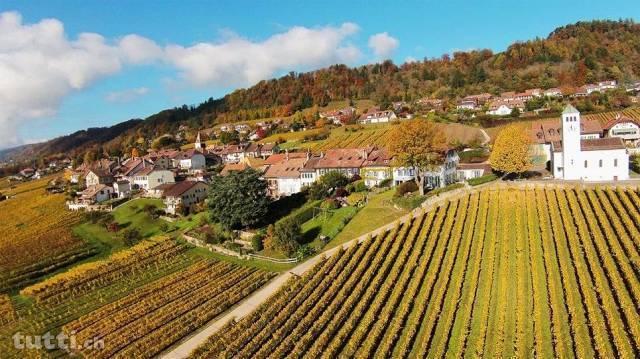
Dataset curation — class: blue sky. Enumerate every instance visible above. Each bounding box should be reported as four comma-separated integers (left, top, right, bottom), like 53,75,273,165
0,0,639,149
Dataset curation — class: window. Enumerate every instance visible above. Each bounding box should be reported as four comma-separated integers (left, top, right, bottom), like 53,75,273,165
614,159,618,167
599,159,603,168
584,160,588,168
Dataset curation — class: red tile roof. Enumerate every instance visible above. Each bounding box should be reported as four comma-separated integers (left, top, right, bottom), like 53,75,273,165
602,115,640,130
264,152,308,165
316,148,370,168
264,157,307,178
163,181,206,197
531,119,603,144
552,137,626,152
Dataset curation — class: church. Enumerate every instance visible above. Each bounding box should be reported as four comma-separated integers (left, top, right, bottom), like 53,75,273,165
551,105,629,181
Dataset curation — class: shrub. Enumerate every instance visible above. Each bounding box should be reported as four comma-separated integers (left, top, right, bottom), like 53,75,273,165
296,244,316,259
251,234,264,251
320,199,340,210
393,195,427,210
346,180,367,193
202,227,231,245
468,173,498,186
377,178,393,188
334,187,349,198
122,228,142,246
159,222,170,232
395,181,418,197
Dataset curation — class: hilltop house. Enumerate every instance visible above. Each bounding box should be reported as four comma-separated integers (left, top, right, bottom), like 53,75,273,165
163,181,209,215
358,109,397,124
550,105,629,181
320,107,356,125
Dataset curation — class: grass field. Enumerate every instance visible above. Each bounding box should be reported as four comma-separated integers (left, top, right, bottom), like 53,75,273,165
193,186,640,358
0,177,98,292
328,189,407,249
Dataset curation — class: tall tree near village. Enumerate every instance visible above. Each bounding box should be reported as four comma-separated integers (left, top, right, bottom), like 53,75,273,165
388,119,448,195
208,169,270,229
489,124,532,176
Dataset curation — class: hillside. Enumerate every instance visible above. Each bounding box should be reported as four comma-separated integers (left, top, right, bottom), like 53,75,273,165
3,19,640,163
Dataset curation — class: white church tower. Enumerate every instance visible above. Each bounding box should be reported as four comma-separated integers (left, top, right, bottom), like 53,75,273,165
561,104,581,180
195,131,203,151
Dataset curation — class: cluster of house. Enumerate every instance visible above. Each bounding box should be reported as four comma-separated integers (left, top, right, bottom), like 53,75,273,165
220,145,488,199
67,148,212,214
530,105,635,181
456,80,621,116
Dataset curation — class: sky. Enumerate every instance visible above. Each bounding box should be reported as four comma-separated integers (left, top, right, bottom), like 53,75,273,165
0,0,639,150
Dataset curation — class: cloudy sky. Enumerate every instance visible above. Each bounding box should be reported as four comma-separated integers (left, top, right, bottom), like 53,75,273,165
0,0,639,149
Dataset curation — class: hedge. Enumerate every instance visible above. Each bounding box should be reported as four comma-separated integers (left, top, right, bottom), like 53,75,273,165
467,173,498,186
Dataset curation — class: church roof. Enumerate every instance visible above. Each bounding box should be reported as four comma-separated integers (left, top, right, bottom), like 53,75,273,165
552,137,626,152
562,104,579,114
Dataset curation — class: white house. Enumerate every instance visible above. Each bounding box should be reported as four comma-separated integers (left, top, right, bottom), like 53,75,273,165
80,184,114,204
174,150,206,171
393,167,416,186
85,168,114,188
391,150,459,189
163,181,209,215
551,105,629,181
603,114,640,153
113,180,131,198
544,88,563,97
131,167,175,191
358,109,397,124
456,163,492,181
264,156,307,198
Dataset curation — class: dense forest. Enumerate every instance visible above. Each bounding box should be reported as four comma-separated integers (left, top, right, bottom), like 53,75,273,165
2,19,639,164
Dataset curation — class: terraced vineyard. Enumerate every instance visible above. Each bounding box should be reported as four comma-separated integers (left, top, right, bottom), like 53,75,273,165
583,106,640,124
194,186,640,358
63,259,275,358
0,177,98,292
1,236,276,358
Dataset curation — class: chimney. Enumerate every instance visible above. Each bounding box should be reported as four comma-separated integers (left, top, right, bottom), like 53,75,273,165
285,149,289,161
306,149,311,160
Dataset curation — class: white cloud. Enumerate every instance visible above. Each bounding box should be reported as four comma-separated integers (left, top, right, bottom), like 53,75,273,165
105,87,150,103
0,11,139,149
0,11,366,149
405,56,418,63
368,32,399,59
164,22,361,87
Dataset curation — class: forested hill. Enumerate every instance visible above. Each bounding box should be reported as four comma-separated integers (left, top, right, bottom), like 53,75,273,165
3,19,640,163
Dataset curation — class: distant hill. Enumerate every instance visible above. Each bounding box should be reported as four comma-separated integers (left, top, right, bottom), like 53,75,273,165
3,19,639,163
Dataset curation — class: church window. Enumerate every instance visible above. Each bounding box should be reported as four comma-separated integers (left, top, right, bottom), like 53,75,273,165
599,159,603,168
584,160,588,168
614,159,618,167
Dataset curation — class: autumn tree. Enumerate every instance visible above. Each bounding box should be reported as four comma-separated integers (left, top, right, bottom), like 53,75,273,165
389,120,448,195
489,124,532,176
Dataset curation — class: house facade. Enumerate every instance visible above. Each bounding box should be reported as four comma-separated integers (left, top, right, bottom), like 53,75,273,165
163,181,209,215
85,169,114,188
131,168,175,190
358,109,397,124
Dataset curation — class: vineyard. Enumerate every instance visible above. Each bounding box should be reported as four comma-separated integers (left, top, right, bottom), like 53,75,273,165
0,295,15,326
193,186,640,358
0,177,98,292
304,122,484,151
62,259,275,358
0,236,275,358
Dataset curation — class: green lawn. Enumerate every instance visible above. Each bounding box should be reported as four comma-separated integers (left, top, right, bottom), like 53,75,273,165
302,206,358,248
73,198,166,255
327,189,408,249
